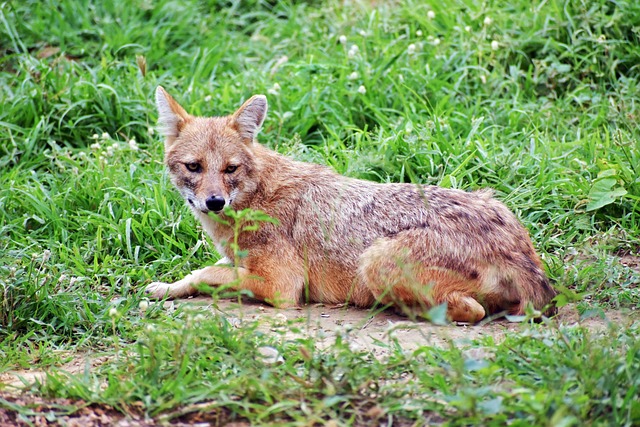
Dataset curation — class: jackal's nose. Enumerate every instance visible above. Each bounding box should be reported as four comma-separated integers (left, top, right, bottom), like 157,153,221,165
205,195,226,212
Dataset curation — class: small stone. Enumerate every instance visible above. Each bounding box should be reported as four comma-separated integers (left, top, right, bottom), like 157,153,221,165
257,346,284,365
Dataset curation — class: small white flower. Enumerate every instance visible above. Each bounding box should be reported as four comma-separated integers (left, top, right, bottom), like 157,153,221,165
398,74,404,82
407,43,416,55
416,30,423,37
101,132,110,140
339,35,347,44
359,30,367,36
484,16,493,26
491,40,500,50
348,341,363,352
357,85,367,94
109,307,118,318
139,299,149,312
348,44,359,58
433,38,441,46
90,142,101,150
147,127,154,136
267,82,281,96
270,55,288,75
464,25,471,32
128,138,139,151
42,250,51,262
480,75,487,84
427,10,435,19
91,134,99,140
348,71,359,80
204,95,212,102
282,111,294,121
405,122,413,134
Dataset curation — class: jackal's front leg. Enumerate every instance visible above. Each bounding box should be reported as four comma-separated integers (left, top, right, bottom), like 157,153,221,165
146,257,235,299
146,255,303,307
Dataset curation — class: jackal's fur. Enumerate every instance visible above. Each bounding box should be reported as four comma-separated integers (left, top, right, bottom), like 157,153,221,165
146,87,556,322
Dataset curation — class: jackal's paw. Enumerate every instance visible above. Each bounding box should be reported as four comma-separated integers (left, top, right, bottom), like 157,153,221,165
145,281,175,299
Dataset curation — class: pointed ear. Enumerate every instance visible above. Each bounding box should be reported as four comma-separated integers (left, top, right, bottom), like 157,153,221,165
232,95,268,143
155,86,190,141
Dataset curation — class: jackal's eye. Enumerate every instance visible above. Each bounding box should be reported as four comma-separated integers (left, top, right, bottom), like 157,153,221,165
185,162,202,173
224,165,238,174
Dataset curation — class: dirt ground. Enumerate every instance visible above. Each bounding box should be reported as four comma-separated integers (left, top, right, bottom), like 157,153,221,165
1,298,637,426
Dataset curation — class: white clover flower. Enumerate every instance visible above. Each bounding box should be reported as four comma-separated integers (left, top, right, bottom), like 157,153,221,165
101,132,110,140
348,341,363,352
91,134,99,139
348,44,359,58
464,25,471,32
204,95,212,102
282,111,294,121
357,85,367,94
416,30,423,37
267,83,281,96
90,142,101,150
407,43,416,55
128,138,139,151
139,299,149,312
270,55,288,75
348,71,359,80
484,16,493,26
405,122,413,134
359,30,367,36
109,307,118,317
339,35,347,44
427,10,435,19
433,38,441,46
491,40,500,50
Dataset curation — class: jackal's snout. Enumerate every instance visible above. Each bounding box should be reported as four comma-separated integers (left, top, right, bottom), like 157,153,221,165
205,195,226,212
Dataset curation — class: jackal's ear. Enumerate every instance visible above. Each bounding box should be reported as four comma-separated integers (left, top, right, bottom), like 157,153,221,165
232,95,268,143
155,86,190,142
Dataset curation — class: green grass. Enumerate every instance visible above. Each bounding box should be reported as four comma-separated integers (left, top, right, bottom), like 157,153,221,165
1,0,639,425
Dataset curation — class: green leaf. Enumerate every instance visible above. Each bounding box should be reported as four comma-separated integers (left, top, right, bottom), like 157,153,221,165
426,303,449,325
586,171,627,211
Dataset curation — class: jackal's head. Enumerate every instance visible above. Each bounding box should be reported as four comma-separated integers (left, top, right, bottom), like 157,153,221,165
155,86,267,215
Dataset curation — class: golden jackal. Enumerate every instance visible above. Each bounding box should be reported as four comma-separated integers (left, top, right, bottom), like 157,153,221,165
146,87,556,323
